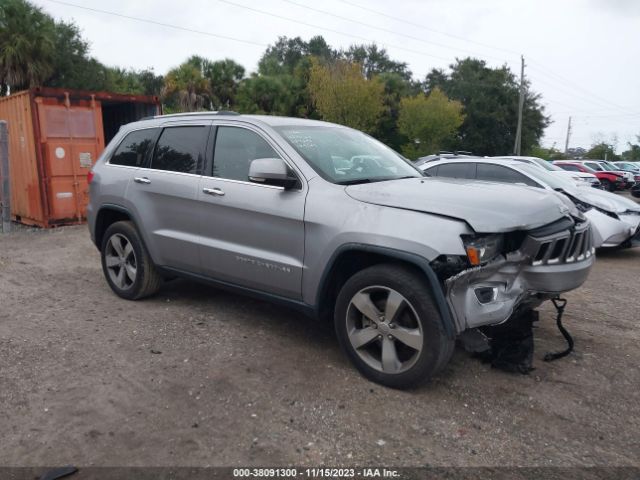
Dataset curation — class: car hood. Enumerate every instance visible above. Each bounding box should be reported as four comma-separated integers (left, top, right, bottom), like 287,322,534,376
567,185,640,213
345,177,573,233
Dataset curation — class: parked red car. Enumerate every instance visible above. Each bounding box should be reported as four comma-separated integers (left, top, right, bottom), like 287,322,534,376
553,161,625,191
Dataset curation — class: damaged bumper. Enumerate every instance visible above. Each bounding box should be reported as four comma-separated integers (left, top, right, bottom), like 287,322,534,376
444,220,595,333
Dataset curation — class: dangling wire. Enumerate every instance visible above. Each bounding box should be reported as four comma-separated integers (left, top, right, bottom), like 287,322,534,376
543,297,574,362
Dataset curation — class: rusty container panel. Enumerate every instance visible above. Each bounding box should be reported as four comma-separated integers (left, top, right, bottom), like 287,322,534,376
35,96,104,224
0,91,44,225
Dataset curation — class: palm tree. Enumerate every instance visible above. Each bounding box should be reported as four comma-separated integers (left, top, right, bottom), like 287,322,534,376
0,0,55,94
162,57,211,112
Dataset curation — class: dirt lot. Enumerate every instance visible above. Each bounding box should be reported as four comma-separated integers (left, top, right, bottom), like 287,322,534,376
0,221,639,468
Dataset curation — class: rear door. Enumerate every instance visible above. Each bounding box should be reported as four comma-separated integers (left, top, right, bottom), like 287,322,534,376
125,123,210,272
197,123,306,299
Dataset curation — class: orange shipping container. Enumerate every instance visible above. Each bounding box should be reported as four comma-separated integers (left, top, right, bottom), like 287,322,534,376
0,87,160,227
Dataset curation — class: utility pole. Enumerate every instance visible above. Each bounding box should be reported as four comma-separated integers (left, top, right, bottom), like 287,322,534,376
513,55,525,156
564,116,572,154
0,121,10,233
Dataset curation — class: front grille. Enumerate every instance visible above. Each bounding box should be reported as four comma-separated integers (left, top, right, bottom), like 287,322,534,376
527,220,593,266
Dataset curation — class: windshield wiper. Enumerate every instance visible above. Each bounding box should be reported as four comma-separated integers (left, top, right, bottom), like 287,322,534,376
336,176,420,185
336,178,374,185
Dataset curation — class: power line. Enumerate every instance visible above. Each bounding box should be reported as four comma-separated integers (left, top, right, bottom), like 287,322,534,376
336,0,522,58
216,0,451,62
527,60,637,115
43,0,269,47
280,0,510,63
336,0,638,117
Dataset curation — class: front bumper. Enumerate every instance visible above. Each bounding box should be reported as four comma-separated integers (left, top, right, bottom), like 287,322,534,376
444,221,595,332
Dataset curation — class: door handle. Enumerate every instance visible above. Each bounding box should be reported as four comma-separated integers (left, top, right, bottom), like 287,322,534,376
134,177,151,184
203,187,225,196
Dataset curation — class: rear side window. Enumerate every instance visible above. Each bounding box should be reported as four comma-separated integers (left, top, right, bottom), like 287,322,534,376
434,162,477,179
150,126,208,174
558,164,580,172
476,164,539,187
212,126,280,181
110,129,158,167
585,162,602,171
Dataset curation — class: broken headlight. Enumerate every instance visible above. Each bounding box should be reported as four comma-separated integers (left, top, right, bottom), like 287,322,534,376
461,234,504,266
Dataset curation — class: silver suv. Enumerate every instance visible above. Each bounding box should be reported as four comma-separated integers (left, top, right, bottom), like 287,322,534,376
88,113,594,388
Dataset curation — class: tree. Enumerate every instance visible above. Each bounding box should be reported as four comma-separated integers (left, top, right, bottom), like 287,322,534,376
375,72,421,151
0,0,54,94
425,58,549,156
308,59,384,134
397,88,465,159
527,145,568,160
162,57,211,112
344,44,412,81
621,136,640,161
585,142,619,161
202,59,245,109
236,74,297,115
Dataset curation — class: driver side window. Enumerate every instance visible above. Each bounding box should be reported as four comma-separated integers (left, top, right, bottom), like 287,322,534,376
212,126,281,181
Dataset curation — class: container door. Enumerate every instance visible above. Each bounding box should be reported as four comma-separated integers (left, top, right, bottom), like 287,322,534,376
36,98,104,223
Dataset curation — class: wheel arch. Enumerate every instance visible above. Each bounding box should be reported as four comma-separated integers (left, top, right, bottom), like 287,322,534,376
314,243,456,339
93,204,155,263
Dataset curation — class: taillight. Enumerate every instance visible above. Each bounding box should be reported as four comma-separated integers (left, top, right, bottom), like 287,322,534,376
87,170,95,184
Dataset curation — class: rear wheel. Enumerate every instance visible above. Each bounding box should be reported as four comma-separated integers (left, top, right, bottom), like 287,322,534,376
334,264,454,389
101,221,162,300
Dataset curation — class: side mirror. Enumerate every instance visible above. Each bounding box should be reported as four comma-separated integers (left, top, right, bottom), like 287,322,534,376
249,158,299,189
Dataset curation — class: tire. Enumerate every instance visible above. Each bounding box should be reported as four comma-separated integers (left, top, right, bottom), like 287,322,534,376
100,220,162,300
600,179,612,192
334,264,454,389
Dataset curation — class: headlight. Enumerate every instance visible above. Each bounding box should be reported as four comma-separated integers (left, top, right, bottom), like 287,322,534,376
462,234,504,266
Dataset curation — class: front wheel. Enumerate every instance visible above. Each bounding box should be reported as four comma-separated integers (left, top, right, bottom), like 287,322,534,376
334,264,454,389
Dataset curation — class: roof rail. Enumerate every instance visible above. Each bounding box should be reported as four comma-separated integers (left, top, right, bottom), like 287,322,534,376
153,110,240,119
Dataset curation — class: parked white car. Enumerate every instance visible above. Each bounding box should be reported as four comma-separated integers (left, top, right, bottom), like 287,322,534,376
419,158,640,248
493,156,601,188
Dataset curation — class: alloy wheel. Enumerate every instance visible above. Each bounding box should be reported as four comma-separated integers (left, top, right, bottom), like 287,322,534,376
104,233,137,290
346,286,423,374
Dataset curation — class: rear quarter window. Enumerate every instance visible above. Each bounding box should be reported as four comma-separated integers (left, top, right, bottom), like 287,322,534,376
109,128,159,167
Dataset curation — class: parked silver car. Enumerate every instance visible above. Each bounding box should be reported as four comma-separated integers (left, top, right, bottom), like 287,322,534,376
493,156,601,188
419,158,640,248
88,113,594,388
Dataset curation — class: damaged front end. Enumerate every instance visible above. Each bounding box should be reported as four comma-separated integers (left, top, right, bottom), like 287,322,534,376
432,216,595,334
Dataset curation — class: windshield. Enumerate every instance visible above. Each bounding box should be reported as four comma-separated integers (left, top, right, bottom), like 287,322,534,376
274,125,423,184
530,157,563,171
600,162,617,171
518,164,577,190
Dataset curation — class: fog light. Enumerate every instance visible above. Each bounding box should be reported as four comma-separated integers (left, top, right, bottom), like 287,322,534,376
475,287,498,304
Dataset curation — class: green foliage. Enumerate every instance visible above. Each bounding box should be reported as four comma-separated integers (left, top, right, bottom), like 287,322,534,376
585,142,619,161
527,145,568,160
236,74,297,115
308,59,385,134
344,44,412,81
398,88,465,159
426,58,549,156
621,136,640,161
202,59,245,109
0,0,54,93
162,56,211,112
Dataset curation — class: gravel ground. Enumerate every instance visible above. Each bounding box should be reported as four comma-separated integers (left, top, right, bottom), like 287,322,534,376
0,220,639,469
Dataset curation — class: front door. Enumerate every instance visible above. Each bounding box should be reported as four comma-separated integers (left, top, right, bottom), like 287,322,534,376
197,124,306,300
